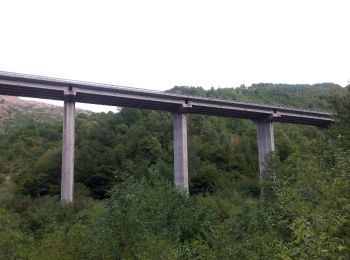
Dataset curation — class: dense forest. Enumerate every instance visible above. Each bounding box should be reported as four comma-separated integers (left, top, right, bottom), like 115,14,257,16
0,82,349,259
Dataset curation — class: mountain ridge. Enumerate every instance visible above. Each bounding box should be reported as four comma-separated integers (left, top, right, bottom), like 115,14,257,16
169,82,342,111
0,95,91,132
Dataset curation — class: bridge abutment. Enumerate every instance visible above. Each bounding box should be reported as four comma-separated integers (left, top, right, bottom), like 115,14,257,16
256,121,275,179
61,91,76,202
172,112,189,194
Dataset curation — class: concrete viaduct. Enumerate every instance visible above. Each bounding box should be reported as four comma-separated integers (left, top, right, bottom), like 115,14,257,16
0,71,333,201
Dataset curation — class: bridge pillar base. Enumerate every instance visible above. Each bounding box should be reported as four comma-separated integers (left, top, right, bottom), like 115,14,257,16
256,121,275,179
172,113,189,194
61,92,76,202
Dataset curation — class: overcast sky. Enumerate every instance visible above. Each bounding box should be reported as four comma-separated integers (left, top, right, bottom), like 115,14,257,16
0,0,349,112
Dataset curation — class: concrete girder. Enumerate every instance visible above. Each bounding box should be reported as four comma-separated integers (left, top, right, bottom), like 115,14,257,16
0,71,333,127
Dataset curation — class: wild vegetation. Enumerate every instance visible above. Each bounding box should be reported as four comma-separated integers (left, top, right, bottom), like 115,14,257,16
0,83,349,259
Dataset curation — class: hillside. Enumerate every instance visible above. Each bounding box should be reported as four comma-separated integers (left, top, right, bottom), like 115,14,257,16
0,95,92,132
0,83,349,259
0,96,63,132
169,82,342,111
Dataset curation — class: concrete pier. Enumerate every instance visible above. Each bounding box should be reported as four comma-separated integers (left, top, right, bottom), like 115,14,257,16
61,90,76,202
172,112,189,193
256,121,275,179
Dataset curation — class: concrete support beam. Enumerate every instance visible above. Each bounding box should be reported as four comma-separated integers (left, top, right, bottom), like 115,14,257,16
61,91,76,202
172,112,189,194
256,121,275,179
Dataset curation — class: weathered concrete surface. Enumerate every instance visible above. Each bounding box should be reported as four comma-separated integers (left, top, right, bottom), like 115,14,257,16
257,121,275,179
172,113,189,193
61,92,76,202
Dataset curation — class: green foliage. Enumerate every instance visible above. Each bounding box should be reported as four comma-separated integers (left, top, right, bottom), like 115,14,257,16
0,146,350,258
170,82,342,110
0,82,349,258
100,172,216,258
328,85,350,149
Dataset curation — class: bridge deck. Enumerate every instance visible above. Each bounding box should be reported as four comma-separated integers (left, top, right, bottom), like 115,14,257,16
0,71,333,127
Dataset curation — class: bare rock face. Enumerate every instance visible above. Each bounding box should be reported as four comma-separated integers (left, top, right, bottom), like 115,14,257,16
0,95,90,132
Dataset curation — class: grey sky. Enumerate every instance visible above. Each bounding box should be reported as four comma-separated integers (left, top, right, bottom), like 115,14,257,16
1,0,349,112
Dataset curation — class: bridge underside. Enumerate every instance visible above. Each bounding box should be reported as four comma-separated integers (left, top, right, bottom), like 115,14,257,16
0,71,333,127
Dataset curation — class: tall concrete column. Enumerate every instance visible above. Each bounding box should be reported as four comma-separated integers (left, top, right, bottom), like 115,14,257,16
61,90,76,202
172,112,189,194
256,121,275,179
